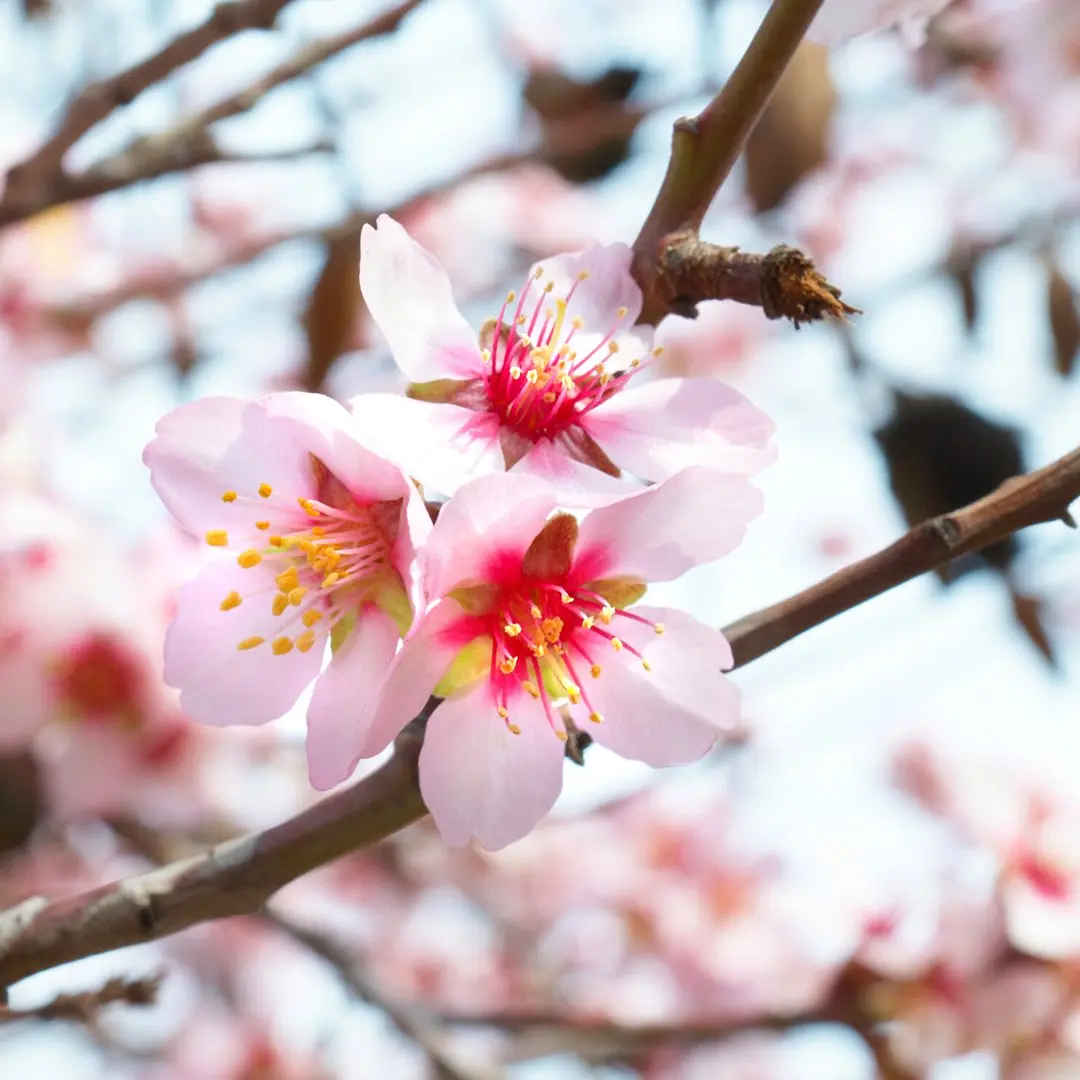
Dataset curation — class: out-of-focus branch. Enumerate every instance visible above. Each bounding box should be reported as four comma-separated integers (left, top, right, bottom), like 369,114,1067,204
264,910,504,1080
725,444,1080,668
0,0,425,227
1,445,1077,990
0,973,162,1025
632,0,828,324
0,0,295,208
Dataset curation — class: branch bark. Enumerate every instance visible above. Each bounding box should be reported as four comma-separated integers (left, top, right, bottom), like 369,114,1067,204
632,0,828,324
1,445,1077,991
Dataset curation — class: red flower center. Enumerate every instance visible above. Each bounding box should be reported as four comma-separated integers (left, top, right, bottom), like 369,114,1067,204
53,632,146,722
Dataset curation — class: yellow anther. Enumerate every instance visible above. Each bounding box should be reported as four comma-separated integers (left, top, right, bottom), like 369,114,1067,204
255,520,270,531
271,636,294,655
577,270,590,281
630,358,641,369
481,349,492,365
302,609,324,627
508,723,522,735
654,623,665,635
269,536,285,547
532,643,547,658
599,373,611,386
581,615,595,630
526,369,540,385
237,636,265,651
311,526,326,537
608,340,619,354
288,586,308,607
555,729,568,742
543,280,554,294
276,567,299,592
616,305,628,319
258,483,273,498
295,630,317,653
567,685,581,704
522,679,540,699
530,604,542,619
571,316,584,330
560,591,573,604
610,637,623,651
272,593,289,617
220,591,242,612
221,491,238,503
652,346,665,357
322,572,341,588
237,549,262,569
507,289,517,302
545,307,554,320
600,605,615,624
642,658,652,672
298,538,318,556
590,663,602,678
589,711,604,724
504,622,522,637
500,656,518,675
205,529,229,547
542,617,563,643
497,705,509,719
299,498,320,518
543,392,556,403
510,365,522,379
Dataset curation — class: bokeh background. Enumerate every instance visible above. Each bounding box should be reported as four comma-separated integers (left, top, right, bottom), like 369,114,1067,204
2,0,1080,1077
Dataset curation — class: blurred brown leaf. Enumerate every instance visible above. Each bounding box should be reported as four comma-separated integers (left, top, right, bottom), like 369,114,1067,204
744,42,836,214
302,230,363,392
0,751,43,856
1008,587,1057,667
873,392,1024,581
1046,258,1080,378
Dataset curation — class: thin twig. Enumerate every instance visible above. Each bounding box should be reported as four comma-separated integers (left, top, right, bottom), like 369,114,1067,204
0,973,162,1025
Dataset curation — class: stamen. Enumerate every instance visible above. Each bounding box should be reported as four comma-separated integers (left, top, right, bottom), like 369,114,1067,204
237,549,262,569
589,711,604,724
500,656,518,674
258,483,273,498
255,521,270,531
302,609,323,627
205,530,228,547
237,636,265,651
220,591,242,611
272,593,289,617
221,491,238,503
590,663,602,678
288,586,308,607
272,637,294,655
296,631,317,653
504,622,522,637
654,623,665,634
610,638,623,651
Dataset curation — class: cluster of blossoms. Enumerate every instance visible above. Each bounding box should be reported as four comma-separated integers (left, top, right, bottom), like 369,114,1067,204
145,215,775,849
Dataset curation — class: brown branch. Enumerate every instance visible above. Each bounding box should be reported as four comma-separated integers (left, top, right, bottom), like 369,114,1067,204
633,0,827,323
0,446,1077,991
0,0,294,210
725,444,1080,668
0,973,162,1025
264,910,503,1080
0,0,425,227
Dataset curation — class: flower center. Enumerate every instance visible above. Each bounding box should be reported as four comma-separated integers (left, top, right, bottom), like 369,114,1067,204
203,463,402,657
476,267,662,442
53,632,146,722
483,578,663,738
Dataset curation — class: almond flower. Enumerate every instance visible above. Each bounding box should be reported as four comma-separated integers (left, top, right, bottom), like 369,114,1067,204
347,467,762,850
143,392,430,788
808,0,953,46
351,215,774,496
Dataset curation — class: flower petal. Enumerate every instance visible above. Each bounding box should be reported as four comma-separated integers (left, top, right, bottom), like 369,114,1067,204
422,472,557,600
571,466,764,584
349,393,505,496
531,242,643,329
419,687,566,849
359,215,483,382
164,559,322,726
573,606,738,766
582,377,776,481
263,392,410,503
359,598,468,757
513,437,633,505
305,606,401,790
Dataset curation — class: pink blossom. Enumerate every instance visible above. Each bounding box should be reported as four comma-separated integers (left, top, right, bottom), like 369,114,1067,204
143,392,430,789
359,467,763,850
809,0,954,46
351,215,774,496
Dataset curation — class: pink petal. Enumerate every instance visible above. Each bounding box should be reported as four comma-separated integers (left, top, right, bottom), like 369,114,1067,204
349,393,505,496
419,686,566,849
513,437,635,505
582,377,776,481
164,559,323,726
359,598,468,757
263,392,410,503
571,606,739,766
572,467,764,584
0,651,51,748
359,215,483,382
305,607,401,790
531,242,643,329
421,472,557,600
145,396,316,539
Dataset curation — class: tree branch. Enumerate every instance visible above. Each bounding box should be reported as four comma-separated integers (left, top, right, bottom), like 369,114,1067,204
1,445,1077,991
0,973,161,1025
0,0,295,210
633,0,828,323
0,0,425,226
